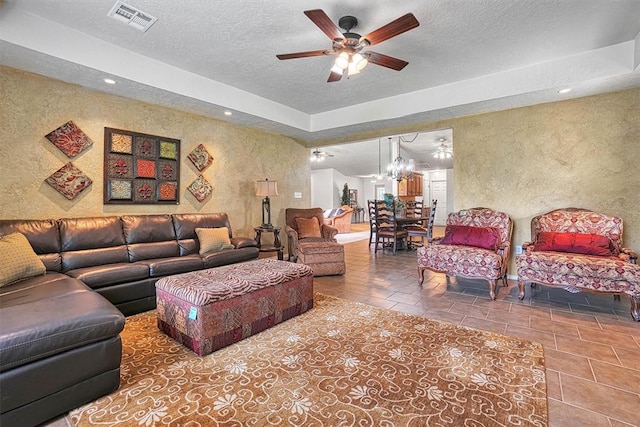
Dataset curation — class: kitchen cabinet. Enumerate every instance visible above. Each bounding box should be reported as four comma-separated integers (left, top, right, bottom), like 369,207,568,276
398,172,423,197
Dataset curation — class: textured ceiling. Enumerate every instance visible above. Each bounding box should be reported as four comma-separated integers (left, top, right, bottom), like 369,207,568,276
1,0,639,154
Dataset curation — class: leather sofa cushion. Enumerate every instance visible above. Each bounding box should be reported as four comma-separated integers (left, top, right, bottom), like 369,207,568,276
128,241,180,262
202,247,259,269
59,216,125,251
65,262,149,289
173,213,233,239
0,274,125,372
0,219,61,271
122,214,176,244
231,237,258,249
138,255,203,277
62,246,129,272
122,215,179,261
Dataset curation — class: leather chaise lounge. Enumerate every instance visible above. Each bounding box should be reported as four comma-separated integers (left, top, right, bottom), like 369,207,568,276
0,213,259,426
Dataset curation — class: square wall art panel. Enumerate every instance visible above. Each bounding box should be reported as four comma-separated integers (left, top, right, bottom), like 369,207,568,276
187,143,214,171
187,175,212,202
104,127,179,204
45,162,92,200
45,120,94,158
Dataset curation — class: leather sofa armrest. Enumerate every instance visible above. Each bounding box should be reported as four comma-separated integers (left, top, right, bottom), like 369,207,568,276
231,237,258,249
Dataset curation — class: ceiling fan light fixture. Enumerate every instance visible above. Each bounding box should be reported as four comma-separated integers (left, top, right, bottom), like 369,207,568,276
433,140,453,159
347,61,360,76
330,64,344,75
352,53,368,71
335,52,350,69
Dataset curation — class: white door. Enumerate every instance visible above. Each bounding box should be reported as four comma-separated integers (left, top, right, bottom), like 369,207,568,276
430,180,448,226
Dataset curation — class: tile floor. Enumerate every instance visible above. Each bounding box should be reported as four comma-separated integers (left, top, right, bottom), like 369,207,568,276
316,227,640,426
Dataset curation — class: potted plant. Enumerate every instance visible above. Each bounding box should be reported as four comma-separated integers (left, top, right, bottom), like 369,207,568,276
341,183,350,206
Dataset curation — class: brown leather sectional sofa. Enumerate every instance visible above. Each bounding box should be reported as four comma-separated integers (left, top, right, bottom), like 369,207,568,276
0,213,258,426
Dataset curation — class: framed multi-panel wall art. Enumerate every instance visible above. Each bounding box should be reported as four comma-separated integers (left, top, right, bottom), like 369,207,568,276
103,127,180,204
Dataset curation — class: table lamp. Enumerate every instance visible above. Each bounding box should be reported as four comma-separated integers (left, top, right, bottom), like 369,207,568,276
256,178,278,228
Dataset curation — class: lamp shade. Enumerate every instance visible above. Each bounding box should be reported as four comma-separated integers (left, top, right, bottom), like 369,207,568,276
256,179,278,197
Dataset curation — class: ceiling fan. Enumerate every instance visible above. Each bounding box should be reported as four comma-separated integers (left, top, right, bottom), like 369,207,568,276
433,137,453,159
276,9,420,82
310,148,334,161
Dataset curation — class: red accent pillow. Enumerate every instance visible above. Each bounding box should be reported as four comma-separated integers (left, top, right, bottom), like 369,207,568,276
534,232,614,256
440,225,500,250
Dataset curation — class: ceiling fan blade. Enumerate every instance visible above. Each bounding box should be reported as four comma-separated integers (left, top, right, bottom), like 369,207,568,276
367,51,409,71
360,13,419,46
327,71,343,82
304,9,344,40
276,50,333,60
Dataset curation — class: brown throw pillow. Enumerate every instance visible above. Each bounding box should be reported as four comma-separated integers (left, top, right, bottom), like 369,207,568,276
295,217,321,238
0,232,46,288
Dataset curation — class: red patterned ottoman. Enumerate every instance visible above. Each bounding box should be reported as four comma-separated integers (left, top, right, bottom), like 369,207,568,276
155,258,314,356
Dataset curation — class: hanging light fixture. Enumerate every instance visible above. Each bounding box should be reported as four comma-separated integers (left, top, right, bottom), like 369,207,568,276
387,136,415,182
371,138,385,182
433,137,453,159
331,51,369,77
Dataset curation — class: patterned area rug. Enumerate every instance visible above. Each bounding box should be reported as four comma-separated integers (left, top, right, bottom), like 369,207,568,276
71,294,547,426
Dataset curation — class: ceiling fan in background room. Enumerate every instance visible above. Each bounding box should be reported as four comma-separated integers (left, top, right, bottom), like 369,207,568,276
433,137,453,160
310,148,334,162
276,9,419,82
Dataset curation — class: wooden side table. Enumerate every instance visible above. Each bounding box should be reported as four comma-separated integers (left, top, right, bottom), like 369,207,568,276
254,226,283,260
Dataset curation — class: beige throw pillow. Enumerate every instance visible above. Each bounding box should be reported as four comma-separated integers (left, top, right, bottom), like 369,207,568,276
195,227,234,254
0,232,46,288
295,217,321,238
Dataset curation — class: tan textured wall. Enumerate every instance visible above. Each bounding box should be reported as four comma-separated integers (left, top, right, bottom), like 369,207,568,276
450,89,640,273
0,66,311,238
335,88,639,274
1,66,638,276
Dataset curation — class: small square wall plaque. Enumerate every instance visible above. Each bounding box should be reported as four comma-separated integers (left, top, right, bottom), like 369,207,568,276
187,175,212,202
45,162,92,200
187,143,214,172
45,120,94,158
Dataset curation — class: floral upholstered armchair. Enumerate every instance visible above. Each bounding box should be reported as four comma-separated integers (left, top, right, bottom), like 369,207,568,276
516,208,640,321
417,207,513,300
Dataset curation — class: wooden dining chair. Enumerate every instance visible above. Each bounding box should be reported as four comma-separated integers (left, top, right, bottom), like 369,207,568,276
367,199,378,247
373,200,407,255
406,199,437,249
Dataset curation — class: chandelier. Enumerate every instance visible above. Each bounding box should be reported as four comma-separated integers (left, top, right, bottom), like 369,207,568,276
433,138,453,159
387,137,415,182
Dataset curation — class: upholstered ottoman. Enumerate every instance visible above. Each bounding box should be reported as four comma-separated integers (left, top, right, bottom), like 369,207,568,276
297,241,345,276
155,258,314,356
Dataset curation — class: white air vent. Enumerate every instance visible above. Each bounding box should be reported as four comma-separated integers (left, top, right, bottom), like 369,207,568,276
108,1,157,32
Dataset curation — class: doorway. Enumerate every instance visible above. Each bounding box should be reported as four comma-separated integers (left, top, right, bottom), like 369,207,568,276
431,180,448,226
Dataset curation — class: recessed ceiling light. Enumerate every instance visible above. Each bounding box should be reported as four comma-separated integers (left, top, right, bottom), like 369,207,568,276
104,78,117,85
224,111,232,116
558,88,572,94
